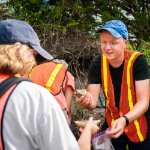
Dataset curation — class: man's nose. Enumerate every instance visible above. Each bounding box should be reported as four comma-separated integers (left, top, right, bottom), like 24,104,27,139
105,43,112,49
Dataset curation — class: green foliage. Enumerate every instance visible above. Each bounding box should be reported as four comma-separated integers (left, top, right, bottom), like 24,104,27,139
29,0,40,4
138,41,150,66
5,1,54,24
0,0,149,45
72,100,84,119
127,41,150,66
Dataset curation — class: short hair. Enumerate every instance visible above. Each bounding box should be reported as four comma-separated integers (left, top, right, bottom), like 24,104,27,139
0,44,37,76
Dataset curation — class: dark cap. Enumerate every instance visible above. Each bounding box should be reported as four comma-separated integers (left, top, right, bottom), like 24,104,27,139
0,19,53,60
96,20,128,40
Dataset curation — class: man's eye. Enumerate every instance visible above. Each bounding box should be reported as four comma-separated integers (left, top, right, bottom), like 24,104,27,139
112,42,118,45
101,41,106,44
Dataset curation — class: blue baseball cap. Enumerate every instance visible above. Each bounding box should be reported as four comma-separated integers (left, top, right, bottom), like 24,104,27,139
96,20,128,40
0,19,53,60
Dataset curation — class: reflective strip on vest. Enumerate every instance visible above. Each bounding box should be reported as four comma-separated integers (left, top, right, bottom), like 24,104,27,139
46,64,64,92
127,52,144,142
102,55,114,125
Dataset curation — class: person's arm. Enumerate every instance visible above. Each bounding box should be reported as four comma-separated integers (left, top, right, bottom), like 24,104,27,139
65,85,74,115
106,79,149,138
64,71,75,115
125,79,149,122
78,117,99,150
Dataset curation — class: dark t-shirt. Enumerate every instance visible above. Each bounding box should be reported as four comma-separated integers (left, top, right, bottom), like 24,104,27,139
88,54,150,124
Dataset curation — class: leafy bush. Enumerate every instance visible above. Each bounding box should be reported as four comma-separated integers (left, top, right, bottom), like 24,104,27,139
127,41,150,66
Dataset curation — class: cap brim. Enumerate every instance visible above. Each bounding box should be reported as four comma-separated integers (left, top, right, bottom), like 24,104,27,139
96,28,122,38
31,44,53,60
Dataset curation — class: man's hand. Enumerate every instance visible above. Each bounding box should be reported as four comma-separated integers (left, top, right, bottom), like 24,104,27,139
74,89,92,108
106,117,126,138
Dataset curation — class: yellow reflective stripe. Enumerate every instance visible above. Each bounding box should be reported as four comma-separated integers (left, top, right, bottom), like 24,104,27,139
127,52,144,142
134,120,144,141
102,55,108,102
111,118,114,125
46,64,63,92
102,55,114,123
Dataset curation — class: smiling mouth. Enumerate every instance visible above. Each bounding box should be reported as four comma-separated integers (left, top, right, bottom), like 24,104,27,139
106,51,113,54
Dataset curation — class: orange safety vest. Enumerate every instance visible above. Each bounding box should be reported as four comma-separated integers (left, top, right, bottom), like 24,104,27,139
101,49,148,143
29,62,67,96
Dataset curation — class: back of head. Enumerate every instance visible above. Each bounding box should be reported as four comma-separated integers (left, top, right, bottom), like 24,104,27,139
0,44,36,76
0,19,53,60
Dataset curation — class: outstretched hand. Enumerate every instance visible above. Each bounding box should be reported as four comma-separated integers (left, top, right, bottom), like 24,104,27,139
75,89,92,108
79,117,100,135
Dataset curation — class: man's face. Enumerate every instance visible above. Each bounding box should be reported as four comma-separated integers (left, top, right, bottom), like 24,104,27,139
100,30,128,61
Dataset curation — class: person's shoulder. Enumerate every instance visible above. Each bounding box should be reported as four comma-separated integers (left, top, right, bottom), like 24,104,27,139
66,71,74,82
134,54,149,66
11,81,63,114
13,81,55,102
133,54,150,80
17,80,46,91
66,71,74,77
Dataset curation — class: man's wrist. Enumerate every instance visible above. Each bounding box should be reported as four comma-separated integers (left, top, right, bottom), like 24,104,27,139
122,116,129,126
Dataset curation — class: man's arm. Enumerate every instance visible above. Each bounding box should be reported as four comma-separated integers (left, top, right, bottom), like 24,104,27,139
106,79,149,138
125,79,149,122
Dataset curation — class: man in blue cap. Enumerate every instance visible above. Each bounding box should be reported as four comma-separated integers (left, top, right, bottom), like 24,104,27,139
76,20,150,149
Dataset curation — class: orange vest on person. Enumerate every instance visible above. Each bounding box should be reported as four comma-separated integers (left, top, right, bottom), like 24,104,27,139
101,49,148,143
29,62,67,96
